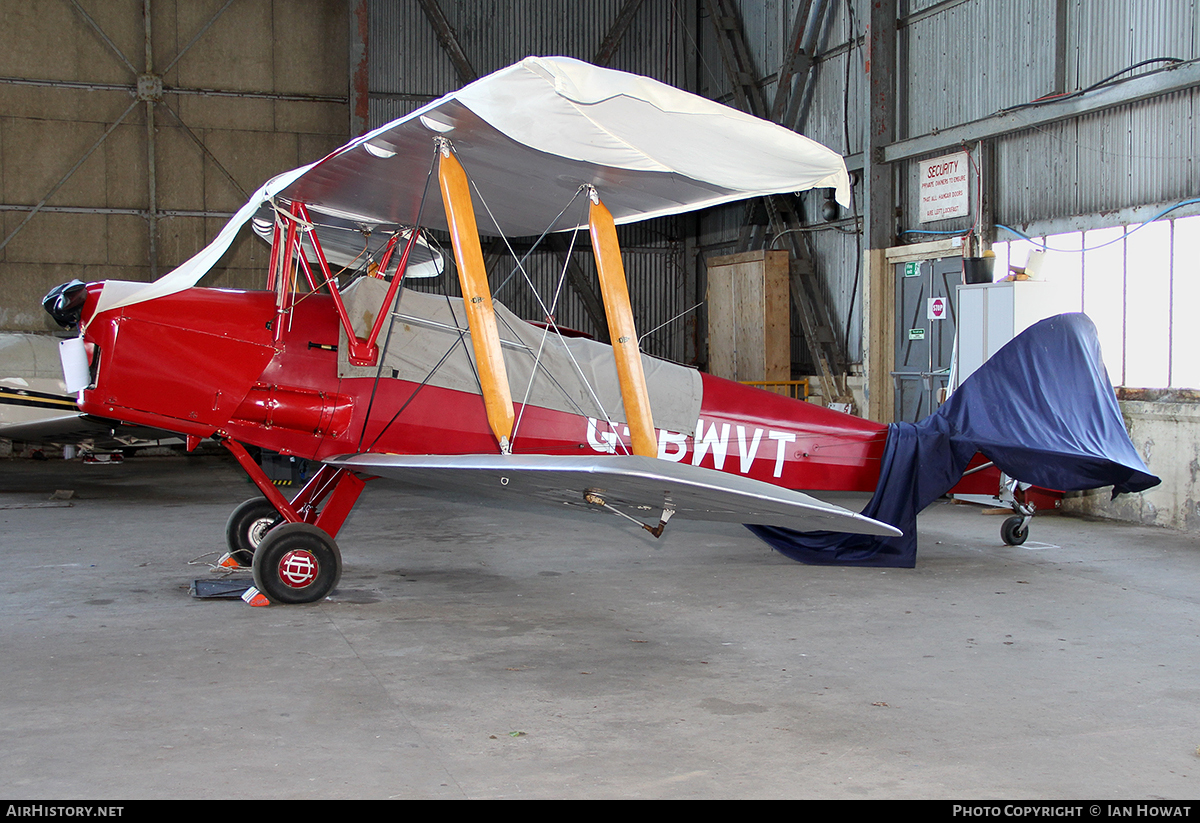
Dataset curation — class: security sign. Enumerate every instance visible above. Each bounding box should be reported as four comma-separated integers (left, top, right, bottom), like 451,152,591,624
927,296,947,321
918,151,970,222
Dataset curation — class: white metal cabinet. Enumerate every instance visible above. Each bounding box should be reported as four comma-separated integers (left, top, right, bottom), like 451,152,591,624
955,281,1063,386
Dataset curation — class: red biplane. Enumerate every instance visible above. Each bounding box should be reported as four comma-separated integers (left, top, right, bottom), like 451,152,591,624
39,57,1152,604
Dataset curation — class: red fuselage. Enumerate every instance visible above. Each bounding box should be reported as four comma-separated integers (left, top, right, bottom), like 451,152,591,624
77,284,889,494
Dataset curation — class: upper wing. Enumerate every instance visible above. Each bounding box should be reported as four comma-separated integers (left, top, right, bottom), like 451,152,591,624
95,55,849,315
325,452,901,537
283,56,850,237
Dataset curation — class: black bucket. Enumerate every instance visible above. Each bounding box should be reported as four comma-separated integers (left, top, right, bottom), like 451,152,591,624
962,256,995,284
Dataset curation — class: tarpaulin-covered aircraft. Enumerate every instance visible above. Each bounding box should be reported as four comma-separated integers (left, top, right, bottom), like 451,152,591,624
41,57,1158,605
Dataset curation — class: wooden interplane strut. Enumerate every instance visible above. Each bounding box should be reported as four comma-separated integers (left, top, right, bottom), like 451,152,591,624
587,190,657,458
437,140,515,453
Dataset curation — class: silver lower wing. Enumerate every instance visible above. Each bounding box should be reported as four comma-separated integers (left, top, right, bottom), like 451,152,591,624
325,453,901,538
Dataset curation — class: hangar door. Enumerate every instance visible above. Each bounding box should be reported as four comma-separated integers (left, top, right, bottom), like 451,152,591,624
893,257,962,422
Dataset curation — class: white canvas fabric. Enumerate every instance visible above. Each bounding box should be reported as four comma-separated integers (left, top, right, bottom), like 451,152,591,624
94,56,849,315
92,164,315,317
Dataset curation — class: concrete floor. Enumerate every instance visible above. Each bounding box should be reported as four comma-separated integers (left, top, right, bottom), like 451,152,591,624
0,454,1197,799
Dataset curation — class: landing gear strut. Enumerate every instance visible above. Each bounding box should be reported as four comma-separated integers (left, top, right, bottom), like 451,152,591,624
218,438,366,604
1000,477,1035,546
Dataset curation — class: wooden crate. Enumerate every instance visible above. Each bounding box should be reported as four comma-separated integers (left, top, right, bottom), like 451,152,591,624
706,250,790,382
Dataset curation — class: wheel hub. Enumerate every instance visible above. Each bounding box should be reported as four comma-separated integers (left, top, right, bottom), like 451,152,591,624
278,549,319,588
248,517,275,547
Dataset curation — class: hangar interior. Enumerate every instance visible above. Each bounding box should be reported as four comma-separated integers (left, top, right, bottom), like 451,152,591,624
3,0,1198,531
2,0,1199,800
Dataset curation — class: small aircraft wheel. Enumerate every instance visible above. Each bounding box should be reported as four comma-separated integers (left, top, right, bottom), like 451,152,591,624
251,523,342,605
1001,515,1029,546
225,497,283,567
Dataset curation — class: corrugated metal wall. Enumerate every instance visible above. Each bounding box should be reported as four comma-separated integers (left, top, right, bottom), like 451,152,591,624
362,0,1198,371
896,0,1200,235
713,0,1198,367
366,0,697,363
369,0,693,123
694,0,868,368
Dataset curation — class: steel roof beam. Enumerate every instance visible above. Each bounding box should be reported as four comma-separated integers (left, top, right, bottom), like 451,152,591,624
415,0,478,85
883,60,1200,164
593,0,646,67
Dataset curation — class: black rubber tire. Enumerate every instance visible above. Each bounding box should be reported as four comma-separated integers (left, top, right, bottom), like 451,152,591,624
251,522,342,605
1001,515,1029,546
225,497,283,567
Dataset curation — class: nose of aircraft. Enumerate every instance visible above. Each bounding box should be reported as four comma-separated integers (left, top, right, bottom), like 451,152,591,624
42,280,88,329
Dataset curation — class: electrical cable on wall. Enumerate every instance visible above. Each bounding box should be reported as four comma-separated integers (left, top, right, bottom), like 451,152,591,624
998,197,1200,252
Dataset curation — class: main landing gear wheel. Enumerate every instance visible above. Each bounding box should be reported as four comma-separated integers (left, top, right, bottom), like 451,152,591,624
251,522,342,605
1001,515,1029,546
225,497,283,567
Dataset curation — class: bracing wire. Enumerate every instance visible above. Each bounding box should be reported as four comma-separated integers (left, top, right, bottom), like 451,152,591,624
510,222,582,449
356,144,439,451
459,155,632,455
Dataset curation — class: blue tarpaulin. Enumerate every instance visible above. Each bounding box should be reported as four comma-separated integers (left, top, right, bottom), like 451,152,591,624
749,313,1160,567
